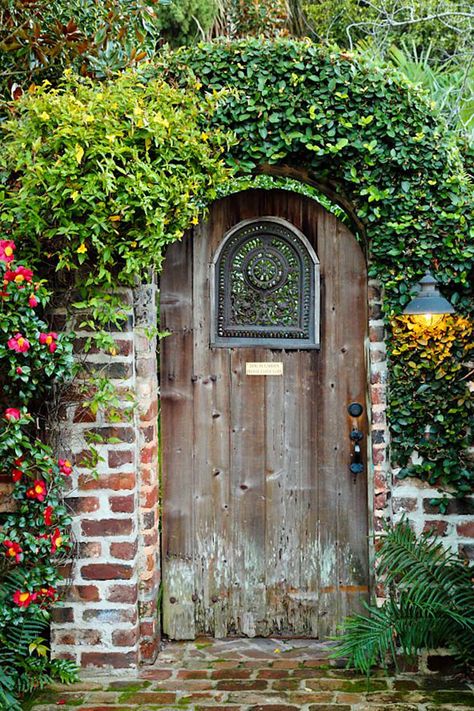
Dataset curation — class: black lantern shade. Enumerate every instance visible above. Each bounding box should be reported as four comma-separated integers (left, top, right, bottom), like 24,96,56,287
403,272,454,317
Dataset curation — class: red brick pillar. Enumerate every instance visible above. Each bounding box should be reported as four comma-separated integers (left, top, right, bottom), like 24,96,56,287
51,284,160,669
134,284,161,663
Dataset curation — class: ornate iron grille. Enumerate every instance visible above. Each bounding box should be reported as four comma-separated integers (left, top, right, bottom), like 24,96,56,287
212,218,320,348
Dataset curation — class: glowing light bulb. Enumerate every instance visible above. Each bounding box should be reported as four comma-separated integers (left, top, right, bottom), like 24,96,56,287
413,313,444,328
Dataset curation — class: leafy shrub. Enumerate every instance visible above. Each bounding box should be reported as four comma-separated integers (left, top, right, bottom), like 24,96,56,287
0,70,232,301
156,0,218,46
0,0,169,103
332,520,474,673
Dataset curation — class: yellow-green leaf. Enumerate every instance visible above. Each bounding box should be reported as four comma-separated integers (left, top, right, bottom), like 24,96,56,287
75,144,84,164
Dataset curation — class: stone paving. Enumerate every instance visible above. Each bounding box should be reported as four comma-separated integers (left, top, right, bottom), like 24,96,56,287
31,638,474,710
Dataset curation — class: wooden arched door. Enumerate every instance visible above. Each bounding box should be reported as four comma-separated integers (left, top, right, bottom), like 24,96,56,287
160,190,369,639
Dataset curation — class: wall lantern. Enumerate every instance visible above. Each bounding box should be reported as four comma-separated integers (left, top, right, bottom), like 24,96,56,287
403,271,455,326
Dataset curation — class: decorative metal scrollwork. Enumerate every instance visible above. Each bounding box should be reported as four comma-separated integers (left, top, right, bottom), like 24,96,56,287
211,217,320,348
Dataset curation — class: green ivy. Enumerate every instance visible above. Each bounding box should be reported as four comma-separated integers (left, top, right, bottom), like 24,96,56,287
162,38,474,498
389,316,473,499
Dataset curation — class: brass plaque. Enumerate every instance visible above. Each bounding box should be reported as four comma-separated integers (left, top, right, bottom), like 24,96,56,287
246,362,283,376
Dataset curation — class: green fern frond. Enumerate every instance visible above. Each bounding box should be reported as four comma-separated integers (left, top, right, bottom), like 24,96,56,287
49,659,79,685
378,523,472,611
331,602,397,673
5,618,49,656
332,521,474,674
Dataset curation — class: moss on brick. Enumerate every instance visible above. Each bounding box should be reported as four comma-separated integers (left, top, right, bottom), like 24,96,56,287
118,687,177,702
428,690,474,706
418,676,470,691
108,680,152,691
340,678,388,692
30,693,86,705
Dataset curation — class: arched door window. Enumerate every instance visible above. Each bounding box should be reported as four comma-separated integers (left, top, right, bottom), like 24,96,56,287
211,217,320,348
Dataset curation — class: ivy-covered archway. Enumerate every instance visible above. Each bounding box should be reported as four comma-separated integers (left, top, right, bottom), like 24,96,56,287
164,38,473,499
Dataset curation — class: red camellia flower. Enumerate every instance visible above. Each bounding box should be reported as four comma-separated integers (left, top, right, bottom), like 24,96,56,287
4,266,33,285
13,590,37,607
13,456,25,481
16,366,23,375
7,333,30,353
25,479,47,502
0,240,15,264
38,586,57,600
4,408,21,421
28,294,38,307
39,331,58,353
58,458,73,476
44,505,54,526
3,540,23,563
50,528,64,553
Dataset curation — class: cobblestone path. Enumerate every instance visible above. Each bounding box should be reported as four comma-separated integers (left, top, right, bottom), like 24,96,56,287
31,638,473,710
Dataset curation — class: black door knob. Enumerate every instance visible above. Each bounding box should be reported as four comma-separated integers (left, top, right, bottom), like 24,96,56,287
347,402,364,417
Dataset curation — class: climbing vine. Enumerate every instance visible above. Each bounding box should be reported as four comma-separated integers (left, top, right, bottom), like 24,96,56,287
161,38,474,498
389,316,473,500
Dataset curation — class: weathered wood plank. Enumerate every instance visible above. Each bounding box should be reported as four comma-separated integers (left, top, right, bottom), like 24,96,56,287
206,208,233,638
295,349,319,637
278,351,305,634
314,207,343,637
191,220,215,635
230,346,267,637
192,218,233,637
160,235,196,639
315,209,369,635
264,350,287,635
334,220,369,622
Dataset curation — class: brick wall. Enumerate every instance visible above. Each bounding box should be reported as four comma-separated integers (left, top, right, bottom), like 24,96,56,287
50,284,160,669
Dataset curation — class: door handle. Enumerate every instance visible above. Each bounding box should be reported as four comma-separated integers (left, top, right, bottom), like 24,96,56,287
347,403,364,479
350,440,364,476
